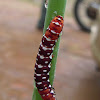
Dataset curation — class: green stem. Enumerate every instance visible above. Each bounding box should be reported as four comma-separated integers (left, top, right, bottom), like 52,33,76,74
32,0,67,100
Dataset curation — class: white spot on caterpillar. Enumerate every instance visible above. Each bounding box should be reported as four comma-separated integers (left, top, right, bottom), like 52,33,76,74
43,70,47,72
42,94,45,97
43,35,56,42
36,63,43,68
47,26,60,35
58,18,61,21
53,95,55,98
55,40,57,42
47,79,50,82
37,82,42,85
47,93,49,96
60,25,62,27
48,64,51,68
40,56,44,59
53,95,56,98
36,74,41,76
42,77,46,79
52,21,62,27
50,54,52,59
47,27,49,30
47,73,49,75
41,43,53,51
45,61,48,64
47,27,50,30
52,22,60,26
43,35,51,41
38,53,44,59
34,67,36,70
45,87,47,89
52,47,54,50
39,89,43,91
38,65,43,68
51,30,56,34
47,53,50,55
34,77,36,79
39,49,41,52
38,53,52,59
49,85,51,88
50,44,54,46
51,90,54,94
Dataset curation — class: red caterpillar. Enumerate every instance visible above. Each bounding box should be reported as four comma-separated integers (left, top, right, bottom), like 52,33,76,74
34,15,64,100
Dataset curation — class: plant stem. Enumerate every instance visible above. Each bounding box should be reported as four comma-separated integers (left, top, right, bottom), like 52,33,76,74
32,0,67,100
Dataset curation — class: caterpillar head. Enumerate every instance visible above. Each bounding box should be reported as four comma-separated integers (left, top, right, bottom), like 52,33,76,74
45,15,64,40
49,15,64,35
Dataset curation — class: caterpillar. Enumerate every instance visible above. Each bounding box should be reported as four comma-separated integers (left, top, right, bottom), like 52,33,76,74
34,15,64,100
